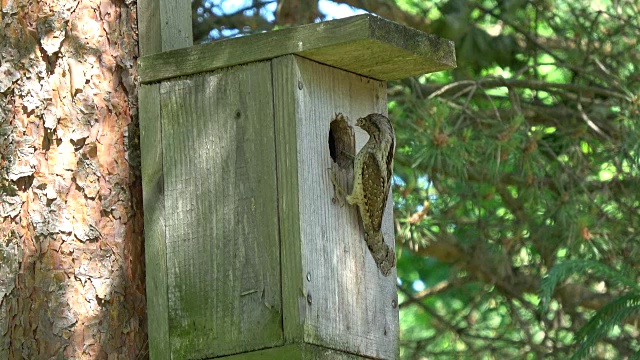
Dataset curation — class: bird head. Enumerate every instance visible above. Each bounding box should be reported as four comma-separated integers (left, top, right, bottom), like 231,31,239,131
356,113,393,139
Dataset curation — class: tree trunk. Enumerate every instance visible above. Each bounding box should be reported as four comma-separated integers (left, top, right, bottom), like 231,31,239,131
0,0,147,358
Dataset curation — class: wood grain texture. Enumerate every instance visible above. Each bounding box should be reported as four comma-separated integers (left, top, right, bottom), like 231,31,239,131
159,1,193,51
160,62,283,359
273,55,399,359
220,344,371,360
139,14,456,83
139,84,171,360
137,0,161,56
138,0,193,55
272,56,305,344
137,1,192,358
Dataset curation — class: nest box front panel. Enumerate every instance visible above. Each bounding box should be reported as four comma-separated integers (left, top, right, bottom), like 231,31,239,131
160,61,283,359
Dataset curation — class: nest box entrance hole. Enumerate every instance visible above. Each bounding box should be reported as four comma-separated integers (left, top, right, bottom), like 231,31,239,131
328,113,355,170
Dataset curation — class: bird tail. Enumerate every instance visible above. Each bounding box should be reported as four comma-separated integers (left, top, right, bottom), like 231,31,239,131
364,231,396,276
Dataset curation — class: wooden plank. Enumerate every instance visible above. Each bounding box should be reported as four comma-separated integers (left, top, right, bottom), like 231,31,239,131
137,0,161,56
137,1,191,358
272,56,305,344
160,62,283,359
138,0,192,55
139,84,171,360
221,344,370,360
139,14,456,83
159,0,193,51
274,55,399,359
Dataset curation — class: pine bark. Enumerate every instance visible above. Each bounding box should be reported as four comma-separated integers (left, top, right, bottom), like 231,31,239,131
0,0,147,358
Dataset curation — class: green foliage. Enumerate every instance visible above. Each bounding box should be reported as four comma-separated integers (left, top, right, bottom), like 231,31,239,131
540,260,640,312
540,260,640,358
387,0,640,357
572,293,640,359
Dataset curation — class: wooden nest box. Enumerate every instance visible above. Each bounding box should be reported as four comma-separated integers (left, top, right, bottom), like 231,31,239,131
139,14,455,360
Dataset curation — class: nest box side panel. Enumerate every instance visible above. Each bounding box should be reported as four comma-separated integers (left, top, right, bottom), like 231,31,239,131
273,54,398,359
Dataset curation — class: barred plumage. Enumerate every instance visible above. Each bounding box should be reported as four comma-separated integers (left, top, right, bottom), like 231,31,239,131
346,113,396,276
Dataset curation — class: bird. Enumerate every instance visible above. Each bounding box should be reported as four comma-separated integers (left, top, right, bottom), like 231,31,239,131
346,113,396,276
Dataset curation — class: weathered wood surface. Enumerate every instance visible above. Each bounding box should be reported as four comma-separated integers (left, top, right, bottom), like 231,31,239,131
138,0,192,55
221,343,372,359
273,55,398,359
139,83,171,360
139,14,456,83
160,62,283,359
138,0,192,358
272,57,306,345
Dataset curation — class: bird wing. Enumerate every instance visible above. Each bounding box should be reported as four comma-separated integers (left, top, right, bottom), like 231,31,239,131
385,137,394,195
361,150,388,232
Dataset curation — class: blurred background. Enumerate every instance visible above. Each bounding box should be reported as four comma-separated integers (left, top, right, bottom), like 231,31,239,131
192,1,640,358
